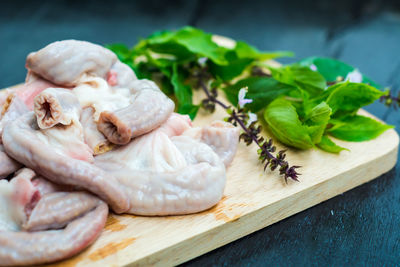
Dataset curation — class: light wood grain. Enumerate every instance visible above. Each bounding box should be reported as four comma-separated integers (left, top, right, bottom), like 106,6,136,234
33,36,398,266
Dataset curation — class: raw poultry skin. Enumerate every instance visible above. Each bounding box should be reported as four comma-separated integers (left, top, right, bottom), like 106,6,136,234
97,79,175,145
95,113,237,215
26,39,176,145
0,145,21,178
0,169,108,266
26,40,117,87
0,39,239,265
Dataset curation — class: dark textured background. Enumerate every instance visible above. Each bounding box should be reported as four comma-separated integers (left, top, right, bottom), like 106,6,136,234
1,0,399,265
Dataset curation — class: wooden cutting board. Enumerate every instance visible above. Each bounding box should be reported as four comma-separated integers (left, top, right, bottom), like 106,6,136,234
43,104,398,267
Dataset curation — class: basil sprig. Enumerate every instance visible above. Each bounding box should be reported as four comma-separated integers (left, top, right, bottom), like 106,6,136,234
107,26,394,154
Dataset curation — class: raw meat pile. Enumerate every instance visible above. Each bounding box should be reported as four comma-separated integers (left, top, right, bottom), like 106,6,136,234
0,40,238,265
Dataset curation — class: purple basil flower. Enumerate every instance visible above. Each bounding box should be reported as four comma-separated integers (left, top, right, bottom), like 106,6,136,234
247,112,258,127
345,69,363,83
238,87,253,108
310,64,317,71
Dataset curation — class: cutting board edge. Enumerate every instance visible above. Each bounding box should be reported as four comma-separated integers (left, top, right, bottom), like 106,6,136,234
128,132,399,267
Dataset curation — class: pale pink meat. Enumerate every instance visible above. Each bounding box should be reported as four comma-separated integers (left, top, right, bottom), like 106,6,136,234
26,40,117,86
3,112,237,215
80,107,113,155
14,78,58,110
0,168,108,266
34,87,81,129
98,80,175,145
0,39,240,265
0,202,107,266
3,113,129,213
0,145,21,178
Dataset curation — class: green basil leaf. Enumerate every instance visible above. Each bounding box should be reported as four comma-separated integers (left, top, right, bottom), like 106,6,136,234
234,41,294,60
171,64,198,118
106,43,132,62
305,102,332,144
317,135,348,153
269,65,326,96
134,62,154,80
208,51,253,81
325,82,384,117
328,115,393,141
139,27,228,65
264,98,314,149
224,77,296,112
299,57,380,88
159,73,175,96
209,42,293,81
305,101,332,124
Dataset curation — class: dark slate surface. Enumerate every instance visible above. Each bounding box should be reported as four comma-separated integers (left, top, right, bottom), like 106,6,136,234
1,0,399,265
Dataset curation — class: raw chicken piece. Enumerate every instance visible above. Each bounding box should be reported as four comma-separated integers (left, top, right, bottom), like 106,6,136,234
0,95,29,138
0,168,108,266
0,168,37,231
31,176,72,196
0,144,21,178
3,112,236,215
96,134,226,215
72,76,131,121
3,113,129,213
0,200,107,266
0,77,57,138
36,122,94,162
95,113,227,215
183,121,239,167
80,107,113,155
25,40,174,145
26,40,117,86
2,77,57,113
107,60,138,89
34,87,81,129
31,87,94,162
97,113,192,174
98,80,175,145
23,191,102,231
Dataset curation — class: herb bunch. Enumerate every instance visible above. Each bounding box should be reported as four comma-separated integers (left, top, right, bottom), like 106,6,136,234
107,26,395,181
196,67,300,182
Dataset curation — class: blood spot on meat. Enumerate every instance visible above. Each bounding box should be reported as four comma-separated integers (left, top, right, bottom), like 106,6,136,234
106,70,118,86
